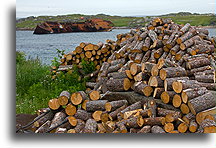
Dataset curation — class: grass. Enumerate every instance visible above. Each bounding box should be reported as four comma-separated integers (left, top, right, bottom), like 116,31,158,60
162,15,216,26
16,51,95,114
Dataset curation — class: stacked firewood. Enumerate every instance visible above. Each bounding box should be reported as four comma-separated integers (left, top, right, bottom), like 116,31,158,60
17,18,216,133
59,41,120,71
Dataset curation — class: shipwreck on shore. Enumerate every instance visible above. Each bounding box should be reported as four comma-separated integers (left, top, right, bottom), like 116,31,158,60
33,19,113,34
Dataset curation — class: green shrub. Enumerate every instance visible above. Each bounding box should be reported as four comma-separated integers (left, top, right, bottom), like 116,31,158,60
16,50,95,114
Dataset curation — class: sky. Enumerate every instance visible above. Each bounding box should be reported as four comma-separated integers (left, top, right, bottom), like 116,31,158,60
16,0,215,18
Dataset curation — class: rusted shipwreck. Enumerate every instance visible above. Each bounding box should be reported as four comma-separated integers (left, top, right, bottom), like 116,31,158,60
33,18,113,34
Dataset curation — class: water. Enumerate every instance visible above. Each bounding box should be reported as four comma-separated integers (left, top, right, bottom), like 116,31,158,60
16,28,216,65
16,29,130,65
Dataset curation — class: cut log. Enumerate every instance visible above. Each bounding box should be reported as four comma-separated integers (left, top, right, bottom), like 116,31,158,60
109,105,127,121
159,67,187,80
65,104,76,116
106,78,131,91
48,98,60,110
172,80,200,93
139,109,153,118
74,109,91,121
92,110,103,121
181,87,208,104
177,122,188,133
195,74,215,83
120,101,142,115
170,44,180,55
198,82,216,91
180,23,191,33
172,94,182,108
188,92,215,115
177,27,196,44
71,91,88,105
154,48,163,59
123,109,142,119
107,71,127,79
117,123,128,133
133,82,153,97
153,87,165,99
180,103,190,114
68,116,77,127
189,120,198,133
200,119,216,133
130,63,141,76
196,107,216,125
186,57,211,69
164,122,174,133
105,100,128,112
164,77,189,91
151,125,166,133
160,91,176,104
33,111,54,128
58,91,70,106
134,53,144,63
141,50,151,62
165,112,182,123
182,113,195,124
89,90,100,101
49,112,66,130
137,125,151,133
148,76,163,87
157,108,181,117
83,119,97,133
82,100,89,110
147,99,157,117
142,37,151,51
148,30,158,42
180,35,201,50
107,64,123,73
86,100,108,112
100,112,110,123
129,128,140,133
73,119,85,133
143,117,166,126
101,91,153,105
97,123,106,133
118,116,144,128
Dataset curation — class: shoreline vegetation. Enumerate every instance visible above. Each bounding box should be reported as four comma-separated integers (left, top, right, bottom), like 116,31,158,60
16,51,95,114
16,12,216,31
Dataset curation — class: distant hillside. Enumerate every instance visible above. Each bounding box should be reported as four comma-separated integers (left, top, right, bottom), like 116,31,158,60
16,13,216,30
16,14,145,30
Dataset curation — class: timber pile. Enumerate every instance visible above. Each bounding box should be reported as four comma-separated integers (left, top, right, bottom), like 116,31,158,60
17,18,216,133
58,40,119,70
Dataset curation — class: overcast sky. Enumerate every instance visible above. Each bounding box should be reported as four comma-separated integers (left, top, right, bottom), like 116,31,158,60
16,0,215,18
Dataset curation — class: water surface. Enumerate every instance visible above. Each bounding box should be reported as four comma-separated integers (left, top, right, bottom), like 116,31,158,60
16,28,216,65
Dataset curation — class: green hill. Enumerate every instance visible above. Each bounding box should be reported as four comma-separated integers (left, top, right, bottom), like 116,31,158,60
16,13,216,30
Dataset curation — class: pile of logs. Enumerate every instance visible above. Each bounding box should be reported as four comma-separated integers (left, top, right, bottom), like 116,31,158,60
17,18,216,133
59,40,119,71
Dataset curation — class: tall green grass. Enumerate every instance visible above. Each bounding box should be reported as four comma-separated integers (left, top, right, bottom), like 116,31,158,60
16,51,94,114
